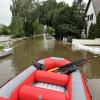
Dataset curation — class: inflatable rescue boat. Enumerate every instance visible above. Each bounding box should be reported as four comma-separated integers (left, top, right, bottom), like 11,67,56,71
0,57,91,100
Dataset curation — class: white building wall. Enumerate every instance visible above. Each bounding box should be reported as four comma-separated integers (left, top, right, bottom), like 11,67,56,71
72,38,100,45
86,1,96,36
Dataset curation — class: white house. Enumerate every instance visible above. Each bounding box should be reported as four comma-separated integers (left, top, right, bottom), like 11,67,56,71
86,0,100,37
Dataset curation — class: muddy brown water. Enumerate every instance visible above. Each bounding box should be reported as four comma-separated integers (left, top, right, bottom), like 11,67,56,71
0,37,100,100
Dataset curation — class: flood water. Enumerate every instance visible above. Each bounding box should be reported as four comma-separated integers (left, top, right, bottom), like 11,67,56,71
0,37,100,100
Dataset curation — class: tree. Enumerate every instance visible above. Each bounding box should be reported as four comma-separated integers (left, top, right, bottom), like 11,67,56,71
46,26,55,35
52,3,72,39
39,0,57,26
11,17,24,38
33,19,44,35
10,0,35,37
10,0,87,39
0,25,11,35
88,23,96,39
94,12,100,38
71,0,86,38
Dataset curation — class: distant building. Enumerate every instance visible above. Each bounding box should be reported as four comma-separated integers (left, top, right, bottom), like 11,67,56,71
86,0,100,37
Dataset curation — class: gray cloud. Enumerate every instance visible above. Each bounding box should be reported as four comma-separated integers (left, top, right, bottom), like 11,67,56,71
0,0,12,25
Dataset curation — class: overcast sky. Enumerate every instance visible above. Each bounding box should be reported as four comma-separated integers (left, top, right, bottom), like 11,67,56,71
0,0,88,26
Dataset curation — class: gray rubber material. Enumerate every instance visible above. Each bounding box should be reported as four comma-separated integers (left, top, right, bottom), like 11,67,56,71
0,66,36,98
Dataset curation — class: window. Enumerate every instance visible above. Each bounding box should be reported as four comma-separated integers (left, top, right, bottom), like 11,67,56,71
90,14,93,20
88,16,90,21
86,14,93,21
86,16,89,21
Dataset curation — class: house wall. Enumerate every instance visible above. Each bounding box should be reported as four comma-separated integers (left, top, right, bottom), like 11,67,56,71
86,1,96,37
72,38,100,45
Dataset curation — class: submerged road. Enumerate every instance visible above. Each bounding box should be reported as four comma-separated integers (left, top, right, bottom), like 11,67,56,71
0,37,100,99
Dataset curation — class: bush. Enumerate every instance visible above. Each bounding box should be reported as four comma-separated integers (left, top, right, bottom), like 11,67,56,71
88,23,96,39
0,26,11,35
94,12,100,38
46,26,55,35
12,32,24,38
88,12,100,38
0,28,3,35
33,19,44,35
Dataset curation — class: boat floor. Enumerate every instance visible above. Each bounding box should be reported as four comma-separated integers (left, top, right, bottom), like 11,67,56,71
33,82,66,93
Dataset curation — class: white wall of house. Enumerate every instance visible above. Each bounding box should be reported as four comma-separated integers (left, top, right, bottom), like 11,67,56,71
86,1,97,37
72,38,100,45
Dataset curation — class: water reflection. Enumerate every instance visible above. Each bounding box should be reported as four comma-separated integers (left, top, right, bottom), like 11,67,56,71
43,36,55,50
87,79,100,100
72,44,100,79
0,56,16,86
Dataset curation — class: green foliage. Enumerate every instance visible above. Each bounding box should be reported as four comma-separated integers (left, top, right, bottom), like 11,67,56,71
11,0,35,37
12,32,24,38
46,26,55,35
89,12,100,38
95,12,100,38
38,0,57,26
10,0,86,39
0,26,11,35
11,17,24,38
88,23,96,39
71,0,86,33
0,28,3,35
33,19,44,35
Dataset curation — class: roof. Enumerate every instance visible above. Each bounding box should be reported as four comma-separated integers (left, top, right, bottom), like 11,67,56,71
86,0,100,16
86,0,91,13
